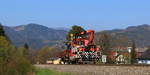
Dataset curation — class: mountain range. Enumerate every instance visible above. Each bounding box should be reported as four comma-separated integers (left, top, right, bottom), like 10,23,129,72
96,24,150,48
3,24,150,49
4,24,67,48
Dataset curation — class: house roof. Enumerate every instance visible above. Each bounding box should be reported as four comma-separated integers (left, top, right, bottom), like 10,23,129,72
137,58,150,60
138,49,150,59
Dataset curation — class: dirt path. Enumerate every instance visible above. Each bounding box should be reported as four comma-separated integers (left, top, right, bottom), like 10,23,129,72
35,64,150,75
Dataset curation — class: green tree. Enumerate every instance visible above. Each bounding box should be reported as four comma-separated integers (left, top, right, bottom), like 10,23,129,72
0,24,5,36
0,36,13,75
22,43,30,58
131,41,137,64
0,24,33,75
0,36,33,75
67,25,85,41
0,24,10,42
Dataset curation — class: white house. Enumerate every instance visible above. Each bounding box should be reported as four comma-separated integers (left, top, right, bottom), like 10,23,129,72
137,58,150,64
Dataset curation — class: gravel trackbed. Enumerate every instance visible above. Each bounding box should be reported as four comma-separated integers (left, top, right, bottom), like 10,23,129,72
35,64,150,75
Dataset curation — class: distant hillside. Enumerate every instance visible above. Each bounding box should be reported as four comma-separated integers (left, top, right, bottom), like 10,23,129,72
4,24,68,48
3,24,150,48
96,24,150,48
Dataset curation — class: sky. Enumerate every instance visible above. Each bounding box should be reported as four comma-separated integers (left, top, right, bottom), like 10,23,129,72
0,0,150,31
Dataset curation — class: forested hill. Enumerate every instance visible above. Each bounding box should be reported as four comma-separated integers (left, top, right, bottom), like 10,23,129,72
3,24,150,49
95,24,150,48
4,24,68,49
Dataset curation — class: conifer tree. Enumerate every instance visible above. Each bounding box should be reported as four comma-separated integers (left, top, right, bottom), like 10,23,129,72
0,24,5,36
131,41,137,64
0,24,11,42
23,43,29,56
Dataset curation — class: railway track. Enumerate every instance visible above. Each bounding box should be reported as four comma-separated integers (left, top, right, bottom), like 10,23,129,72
35,64,150,75
40,63,150,67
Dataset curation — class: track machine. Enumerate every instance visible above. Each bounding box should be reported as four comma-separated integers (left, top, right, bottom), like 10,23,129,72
61,30,101,64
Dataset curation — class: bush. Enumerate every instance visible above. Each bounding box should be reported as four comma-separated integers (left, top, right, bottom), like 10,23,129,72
0,24,34,75
0,36,33,75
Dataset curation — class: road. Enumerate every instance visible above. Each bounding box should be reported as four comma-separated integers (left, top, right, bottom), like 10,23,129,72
35,64,150,75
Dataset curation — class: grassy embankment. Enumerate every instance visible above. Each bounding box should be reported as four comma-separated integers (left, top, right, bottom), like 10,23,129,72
35,68,77,75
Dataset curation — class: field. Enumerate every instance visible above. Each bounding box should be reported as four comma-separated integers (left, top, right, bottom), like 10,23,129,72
35,64,150,75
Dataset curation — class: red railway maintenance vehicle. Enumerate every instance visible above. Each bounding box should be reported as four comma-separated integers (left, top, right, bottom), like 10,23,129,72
60,30,101,64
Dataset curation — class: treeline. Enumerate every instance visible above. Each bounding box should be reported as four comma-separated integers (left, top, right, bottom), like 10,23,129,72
0,22,62,74
0,24,34,75
37,47,61,64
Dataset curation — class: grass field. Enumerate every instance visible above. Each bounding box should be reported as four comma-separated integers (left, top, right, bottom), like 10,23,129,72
35,68,77,75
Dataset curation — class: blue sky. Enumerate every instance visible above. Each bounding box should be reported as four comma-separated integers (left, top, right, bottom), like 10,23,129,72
0,0,150,31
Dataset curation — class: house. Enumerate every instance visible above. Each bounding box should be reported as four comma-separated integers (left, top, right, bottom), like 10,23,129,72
116,55,125,64
108,47,130,64
102,55,107,63
137,49,150,64
46,57,61,64
114,51,130,64
137,58,150,64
